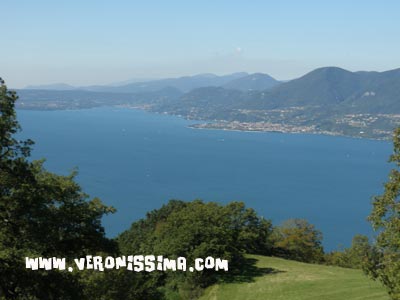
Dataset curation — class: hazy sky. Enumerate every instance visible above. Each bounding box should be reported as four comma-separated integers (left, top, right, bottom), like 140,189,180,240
2,0,400,88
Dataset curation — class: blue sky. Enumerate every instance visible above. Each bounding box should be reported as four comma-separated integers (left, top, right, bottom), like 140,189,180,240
2,0,400,87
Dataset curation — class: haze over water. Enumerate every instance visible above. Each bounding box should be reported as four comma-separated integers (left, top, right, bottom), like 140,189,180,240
17,107,392,250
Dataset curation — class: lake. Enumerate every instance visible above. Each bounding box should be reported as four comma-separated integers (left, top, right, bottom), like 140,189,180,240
17,107,392,250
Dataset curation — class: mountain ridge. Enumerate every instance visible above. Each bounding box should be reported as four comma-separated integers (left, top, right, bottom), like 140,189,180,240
24,72,259,93
15,66,400,139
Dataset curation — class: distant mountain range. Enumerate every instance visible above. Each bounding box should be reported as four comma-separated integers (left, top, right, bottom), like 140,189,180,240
25,83,77,91
24,72,281,93
16,67,400,139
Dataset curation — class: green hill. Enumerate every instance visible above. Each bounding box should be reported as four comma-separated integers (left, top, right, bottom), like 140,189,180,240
222,73,281,91
200,255,389,300
16,67,400,138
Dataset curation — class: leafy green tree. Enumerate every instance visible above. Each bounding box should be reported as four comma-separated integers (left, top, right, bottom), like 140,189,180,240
325,235,371,269
271,218,324,263
109,200,273,299
367,128,400,300
223,202,273,255
347,235,372,268
0,78,116,299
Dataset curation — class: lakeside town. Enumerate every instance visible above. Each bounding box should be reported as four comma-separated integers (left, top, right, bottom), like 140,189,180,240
188,112,400,140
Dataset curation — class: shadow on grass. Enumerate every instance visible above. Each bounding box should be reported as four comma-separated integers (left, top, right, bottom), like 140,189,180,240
220,257,285,284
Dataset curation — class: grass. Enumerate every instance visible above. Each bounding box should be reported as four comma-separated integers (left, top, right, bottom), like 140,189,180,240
199,255,389,300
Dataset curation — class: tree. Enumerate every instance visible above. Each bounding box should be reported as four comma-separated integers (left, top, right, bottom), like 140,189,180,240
325,235,372,269
0,78,116,299
367,128,400,300
111,200,273,299
347,235,372,268
271,219,324,263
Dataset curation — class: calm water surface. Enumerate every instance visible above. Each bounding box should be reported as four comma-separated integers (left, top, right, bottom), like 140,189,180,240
17,107,392,250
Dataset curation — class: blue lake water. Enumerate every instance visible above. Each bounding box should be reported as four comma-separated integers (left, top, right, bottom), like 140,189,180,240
17,107,393,250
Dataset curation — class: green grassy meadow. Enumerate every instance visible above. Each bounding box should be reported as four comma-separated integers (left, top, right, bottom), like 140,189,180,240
200,255,389,300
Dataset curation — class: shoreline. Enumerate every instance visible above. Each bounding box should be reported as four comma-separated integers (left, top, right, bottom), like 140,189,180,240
16,105,393,142
187,124,391,142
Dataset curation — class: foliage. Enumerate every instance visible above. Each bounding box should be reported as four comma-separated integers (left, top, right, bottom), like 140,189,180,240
90,200,273,299
270,219,324,263
366,128,400,300
325,235,372,269
0,78,116,299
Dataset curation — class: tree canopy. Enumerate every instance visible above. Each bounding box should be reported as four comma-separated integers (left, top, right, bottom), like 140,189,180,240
366,128,400,300
325,235,372,269
0,78,116,299
112,200,273,299
270,218,324,263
